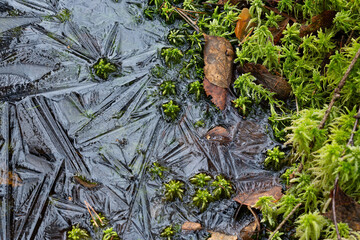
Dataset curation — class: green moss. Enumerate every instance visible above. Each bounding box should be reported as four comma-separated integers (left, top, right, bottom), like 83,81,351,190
93,58,117,80
162,100,180,121
68,224,89,240
164,180,184,201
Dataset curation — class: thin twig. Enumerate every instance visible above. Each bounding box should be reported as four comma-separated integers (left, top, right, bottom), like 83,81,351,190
264,6,297,23
173,7,200,33
318,47,360,129
347,106,360,147
332,177,341,240
84,201,98,228
268,203,302,240
247,205,261,239
84,200,104,227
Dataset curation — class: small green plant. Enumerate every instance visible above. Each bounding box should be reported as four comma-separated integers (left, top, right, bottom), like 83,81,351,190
164,180,184,201
90,212,107,228
295,211,327,240
255,196,277,228
193,189,213,211
160,81,176,96
188,81,203,101
167,29,185,46
160,225,175,240
102,227,120,240
162,100,180,121
93,58,117,80
277,194,300,218
325,222,351,239
269,231,284,240
281,164,297,185
161,48,183,66
56,9,71,22
190,173,212,187
151,65,166,78
194,120,205,128
232,96,251,116
68,224,89,240
264,146,285,169
149,162,167,179
211,175,233,199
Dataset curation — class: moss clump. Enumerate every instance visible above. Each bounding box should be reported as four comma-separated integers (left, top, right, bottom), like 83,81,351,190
93,58,116,80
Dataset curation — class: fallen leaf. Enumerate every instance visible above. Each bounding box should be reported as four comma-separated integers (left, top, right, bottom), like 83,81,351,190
323,184,360,231
300,10,337,37
240,221,257,240
233,186,283,207
203,34,234,89
208,231,237,240
0,170,22,187
74,175,98,188
237,63,291,99
235,8,251,41
205,126,231,143
269,18,289,45
182,222,202,231
203,77,227,110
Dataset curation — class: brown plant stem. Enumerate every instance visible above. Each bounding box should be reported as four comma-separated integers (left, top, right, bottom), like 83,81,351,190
347,106,360,147
332,177,341,240
268,203,302,240
318,47,360,129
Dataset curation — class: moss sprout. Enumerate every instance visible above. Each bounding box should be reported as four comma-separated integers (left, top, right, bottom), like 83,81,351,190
164,180,184,201
188,81,203,101
162,100,180,121
67,224,89,240
160,81,176,96
264,146,285,169
211,175,233,199
93,58,116,80
160,225,175,240
193,189,213,211
190,173,212,187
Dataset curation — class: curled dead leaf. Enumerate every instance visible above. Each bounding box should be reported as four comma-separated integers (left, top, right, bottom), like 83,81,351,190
240,221,257,240
300,10,337,37
203,77,228,110
323,184,360,231
233,185,283,208
269,18,289,45
235,8,251,41
203,34,234,89
182,222,202,231
237,63,291,99
205,126,231,143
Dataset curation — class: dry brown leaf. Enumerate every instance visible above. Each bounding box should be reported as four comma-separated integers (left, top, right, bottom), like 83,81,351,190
203,34,234,89
235,8,251,41
74,176,98,188
0,170,22,187
323,184,360,231
208,231,237,240
205,126,231,143
269,18,289,45
203,77,227,110
237,63,291,99
240,221,257,240
233,186,283,208
182,222,202,231
300,10,337,37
